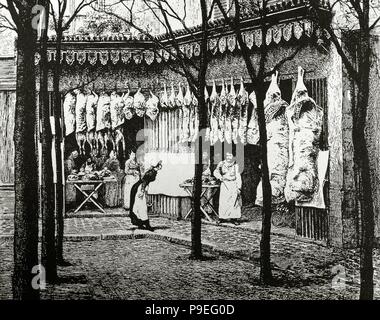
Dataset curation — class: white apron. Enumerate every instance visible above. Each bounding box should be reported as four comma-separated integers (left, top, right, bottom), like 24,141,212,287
134,185,149,221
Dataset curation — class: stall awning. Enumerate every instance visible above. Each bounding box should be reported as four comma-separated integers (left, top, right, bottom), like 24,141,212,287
37,1,330,66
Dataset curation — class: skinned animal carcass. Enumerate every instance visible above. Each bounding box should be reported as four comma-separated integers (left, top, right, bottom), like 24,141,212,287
256,71,289,206
160,83,169,109
237,78,249,145
285,66,323,203
74,89,87,155
110,91,125,156
190,92,199,143
204,86,211,142
85,90,98,154
230,78,240,145
218,80,227,143
123,90,135,120
168,83,176,109
209,80,220,146
146,90,160,121
96,91,111,154
225,77,235,145
246,90,260,145
63,91,76,137
134,88,146,117
182,83,192,143
176,83,187,143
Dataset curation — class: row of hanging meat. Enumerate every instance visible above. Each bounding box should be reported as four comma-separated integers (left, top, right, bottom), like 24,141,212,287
63,78,260,156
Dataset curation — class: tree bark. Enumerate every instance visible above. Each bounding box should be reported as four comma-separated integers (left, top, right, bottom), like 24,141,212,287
354,29,374,300
255,85,274,284
12,31,40,300
191,137,203,259
190,0,209,259
53,30,65,264
39,2,57,282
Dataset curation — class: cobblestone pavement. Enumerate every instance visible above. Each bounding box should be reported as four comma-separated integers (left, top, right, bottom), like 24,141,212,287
0,238,365,300
2,208,380,299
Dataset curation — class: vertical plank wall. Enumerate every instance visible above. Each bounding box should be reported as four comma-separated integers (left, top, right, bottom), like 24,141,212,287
0,91,16,185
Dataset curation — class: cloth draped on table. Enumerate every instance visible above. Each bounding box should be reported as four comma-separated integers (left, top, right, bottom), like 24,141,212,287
130,167,158,222
123,158,142,209
143,152,195,197
213,161,242,220
256,72,289,206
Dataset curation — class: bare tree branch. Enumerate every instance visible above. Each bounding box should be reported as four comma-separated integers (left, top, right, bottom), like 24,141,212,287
309,0,360,83
0,11,16,31
6,0,21,30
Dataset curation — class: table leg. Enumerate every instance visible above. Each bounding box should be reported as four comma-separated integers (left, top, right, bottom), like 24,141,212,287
183,186,193,220
74,183,105,214
184,208,193,219
200,206,213,222
201,188,219,220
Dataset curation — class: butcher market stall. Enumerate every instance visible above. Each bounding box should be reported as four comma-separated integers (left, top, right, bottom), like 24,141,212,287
38,3,337,243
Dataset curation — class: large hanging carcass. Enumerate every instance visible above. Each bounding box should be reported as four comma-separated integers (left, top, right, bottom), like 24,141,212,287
256,71,289,206
285,66,323,203
85,90,98,154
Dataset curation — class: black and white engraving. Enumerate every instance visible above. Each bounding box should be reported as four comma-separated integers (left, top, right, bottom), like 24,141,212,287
0,0,380,303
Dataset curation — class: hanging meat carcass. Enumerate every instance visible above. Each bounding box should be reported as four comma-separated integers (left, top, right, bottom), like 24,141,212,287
63,91,76,137
175,83,184,146
168,83,176,109
209,79,220,146
74,89,87,155
110,91,125,157
246,90,260,145
237,78,249,144
168,83,178,149
190,92,199,143
225,77,235,145
218,80,227,143
231,79,240,145
256,71,289,206
123,89,135,120
85,90,98,154
160,83,170,150
96,90,111,155
134,87,146,117
204,86,211,142
182,83,192,143
284,66,323,203
160,83,169,109
146,90,160,121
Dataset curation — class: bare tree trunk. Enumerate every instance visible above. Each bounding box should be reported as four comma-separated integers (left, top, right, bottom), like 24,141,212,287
355,32,374,300
53,31,65,265
255,85,274,283
12,32,40,300
40,2,57,282
190,0,209,259
191,136,203,259
213,0,274,283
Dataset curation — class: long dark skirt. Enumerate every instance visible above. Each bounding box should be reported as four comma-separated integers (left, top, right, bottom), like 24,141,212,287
129,180,143,225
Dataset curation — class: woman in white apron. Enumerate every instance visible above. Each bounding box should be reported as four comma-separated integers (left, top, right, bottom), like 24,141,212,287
213,150,242,225
123,152,141,209
129,160,163,231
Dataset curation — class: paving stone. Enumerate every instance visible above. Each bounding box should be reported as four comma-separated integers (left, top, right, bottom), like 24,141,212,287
2,209,380,299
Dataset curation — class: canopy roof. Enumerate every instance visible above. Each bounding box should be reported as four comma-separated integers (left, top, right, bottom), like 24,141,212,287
38,0,330,66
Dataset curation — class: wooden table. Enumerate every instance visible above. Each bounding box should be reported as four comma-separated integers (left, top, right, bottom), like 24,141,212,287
66,180,106,214
179,183,220,222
